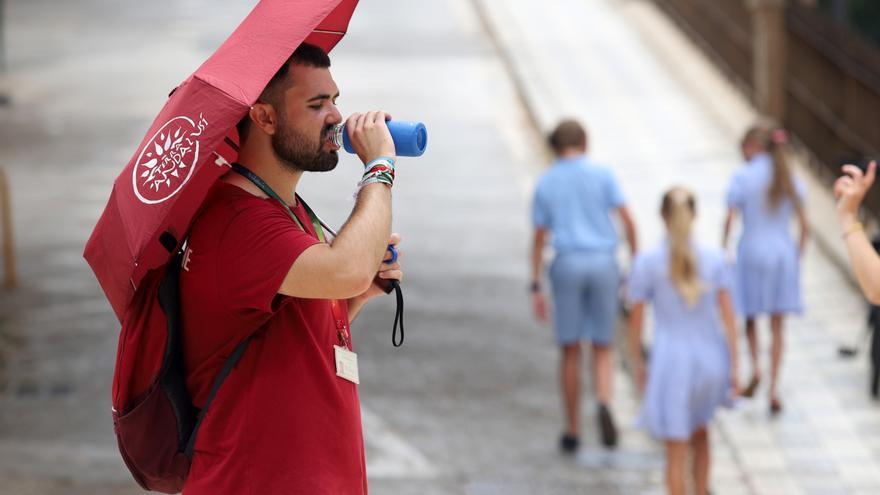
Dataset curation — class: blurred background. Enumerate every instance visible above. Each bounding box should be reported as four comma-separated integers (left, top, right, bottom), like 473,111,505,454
0,0,879,494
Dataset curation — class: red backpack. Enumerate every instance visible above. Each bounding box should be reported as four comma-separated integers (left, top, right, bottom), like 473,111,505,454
111,236,251,493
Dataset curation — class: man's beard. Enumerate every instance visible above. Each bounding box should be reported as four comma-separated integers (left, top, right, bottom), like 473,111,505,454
272,120,339,173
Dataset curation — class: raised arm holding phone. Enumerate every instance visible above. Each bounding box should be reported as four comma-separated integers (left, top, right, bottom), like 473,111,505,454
835,160,880,303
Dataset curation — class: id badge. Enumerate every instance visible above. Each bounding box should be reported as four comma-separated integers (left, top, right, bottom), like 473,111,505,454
334,345,360,384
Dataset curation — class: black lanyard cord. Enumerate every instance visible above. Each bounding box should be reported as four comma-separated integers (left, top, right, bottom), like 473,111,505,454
232,163,405,348
390,280,404,347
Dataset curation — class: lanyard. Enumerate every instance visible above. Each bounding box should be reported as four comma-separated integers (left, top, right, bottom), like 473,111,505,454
233,163,352,348
330,299,352,349
231,163,326,243
232,162,404,348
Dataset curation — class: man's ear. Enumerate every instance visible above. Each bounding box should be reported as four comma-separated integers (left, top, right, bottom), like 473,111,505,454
249,102,277,136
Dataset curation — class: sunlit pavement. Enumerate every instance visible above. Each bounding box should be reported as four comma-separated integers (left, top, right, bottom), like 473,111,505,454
0,1,878,494
478,0,880,493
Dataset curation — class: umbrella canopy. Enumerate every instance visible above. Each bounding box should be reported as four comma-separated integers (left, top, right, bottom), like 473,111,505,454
84,0,359,321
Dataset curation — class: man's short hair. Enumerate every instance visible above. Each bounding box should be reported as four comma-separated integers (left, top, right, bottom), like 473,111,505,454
236,43,331,142
548,119,587,154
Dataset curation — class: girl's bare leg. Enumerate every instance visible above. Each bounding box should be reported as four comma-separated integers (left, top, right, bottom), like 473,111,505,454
769,314,785,408
745,318,760,385
690,427,710,495
665,441,688,495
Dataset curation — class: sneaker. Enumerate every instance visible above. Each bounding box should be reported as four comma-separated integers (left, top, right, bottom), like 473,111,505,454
598,404,618,448
559,433,580,455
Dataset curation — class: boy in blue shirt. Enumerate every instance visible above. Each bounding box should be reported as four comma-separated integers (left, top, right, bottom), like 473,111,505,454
531,119,637,453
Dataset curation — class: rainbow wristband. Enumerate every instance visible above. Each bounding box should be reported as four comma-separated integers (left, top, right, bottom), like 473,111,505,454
358,157,396,190
364,157,395,174
359,170,394,188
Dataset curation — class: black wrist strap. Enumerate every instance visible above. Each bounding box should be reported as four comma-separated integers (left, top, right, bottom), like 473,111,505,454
389,280,405,347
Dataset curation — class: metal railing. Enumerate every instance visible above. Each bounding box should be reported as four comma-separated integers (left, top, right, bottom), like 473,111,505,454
0,166,17,289
653,0,753,97
785,3,880,213
652,0,880,217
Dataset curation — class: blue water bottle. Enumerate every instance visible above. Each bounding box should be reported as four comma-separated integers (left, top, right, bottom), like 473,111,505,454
332,120,428,157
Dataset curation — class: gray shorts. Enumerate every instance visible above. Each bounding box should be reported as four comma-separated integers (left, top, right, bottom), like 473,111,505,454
549,251,619,346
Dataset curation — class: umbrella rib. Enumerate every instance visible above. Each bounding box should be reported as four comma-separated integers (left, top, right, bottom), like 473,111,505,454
312,29,345,35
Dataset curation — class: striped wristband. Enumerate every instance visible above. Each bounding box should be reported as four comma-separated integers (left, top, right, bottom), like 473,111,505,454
364,156,396,173
358,157,396,189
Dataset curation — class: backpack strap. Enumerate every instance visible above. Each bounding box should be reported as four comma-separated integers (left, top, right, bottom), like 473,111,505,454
184,335,253,459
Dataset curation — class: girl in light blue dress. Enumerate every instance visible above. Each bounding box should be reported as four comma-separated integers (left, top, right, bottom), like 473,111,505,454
628,187,739,495
723,126,808,414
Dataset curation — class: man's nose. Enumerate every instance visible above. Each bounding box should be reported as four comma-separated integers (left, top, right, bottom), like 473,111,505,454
328,107,343,126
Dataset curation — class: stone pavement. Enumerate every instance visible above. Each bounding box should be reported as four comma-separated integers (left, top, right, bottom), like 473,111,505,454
478,0,880,493
0,0,878,494
0,0,662,493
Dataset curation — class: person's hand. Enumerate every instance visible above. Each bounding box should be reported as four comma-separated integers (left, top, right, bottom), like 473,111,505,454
345,111,396,165
834,161,876,226
532,291,548,322
356,233,403,302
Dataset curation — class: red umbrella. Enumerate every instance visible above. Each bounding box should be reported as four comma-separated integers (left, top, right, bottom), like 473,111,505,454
84,0,359,321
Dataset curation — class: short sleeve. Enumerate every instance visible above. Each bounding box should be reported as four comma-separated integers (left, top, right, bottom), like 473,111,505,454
726,173,744,210
627,253,653,304
217,204,319,316
532,182,552,228
605,171,626,209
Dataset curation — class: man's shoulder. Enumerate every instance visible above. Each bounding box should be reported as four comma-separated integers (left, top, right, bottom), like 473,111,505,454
197,182,278,224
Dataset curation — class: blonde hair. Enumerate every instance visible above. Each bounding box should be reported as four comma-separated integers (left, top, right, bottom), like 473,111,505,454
661,187,702,307
742,125,801,211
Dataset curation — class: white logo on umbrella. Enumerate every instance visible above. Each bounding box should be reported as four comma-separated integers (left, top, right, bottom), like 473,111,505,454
132,114,208,204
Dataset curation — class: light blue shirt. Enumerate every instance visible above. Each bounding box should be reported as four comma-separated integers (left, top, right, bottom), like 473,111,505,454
531,155,626,253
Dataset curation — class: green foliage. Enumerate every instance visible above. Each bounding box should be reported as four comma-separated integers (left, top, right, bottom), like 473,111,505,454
818,0,880,44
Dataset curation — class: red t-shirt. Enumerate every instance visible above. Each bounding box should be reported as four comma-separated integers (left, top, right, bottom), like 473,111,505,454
179,181,367,494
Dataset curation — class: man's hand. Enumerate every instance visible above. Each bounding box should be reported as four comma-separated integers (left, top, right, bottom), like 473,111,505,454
834,161,876,226
346,111,397,165
346,233,403,324
352,233,403,299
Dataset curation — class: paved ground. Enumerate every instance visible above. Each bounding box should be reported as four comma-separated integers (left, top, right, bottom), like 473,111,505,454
0,0,878,494
478,0,880,493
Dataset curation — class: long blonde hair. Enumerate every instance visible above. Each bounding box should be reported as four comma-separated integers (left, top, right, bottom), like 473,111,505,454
742,126,801,211
661,187,702,307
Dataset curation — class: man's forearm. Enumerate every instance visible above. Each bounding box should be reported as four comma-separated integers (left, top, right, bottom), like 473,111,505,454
334,184,392,278
347,295,368,324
